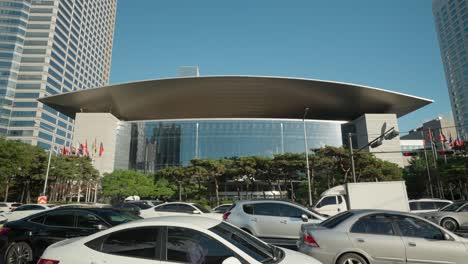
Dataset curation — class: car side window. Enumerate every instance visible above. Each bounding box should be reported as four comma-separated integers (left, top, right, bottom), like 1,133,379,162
396,216,445,240
435,202,450,209
155,204,178,212
177,204,196,213
0,203,6,207
43,211,75,227
351,214,395,236
337,196,343,204
458,204,468,212
76,211,107,229
167,227,236,264
243,204,254,215
253,203,280,217
100,227,160,260
409,202,418,211
278,204,303,218
420,202,436,210
316,196,337,208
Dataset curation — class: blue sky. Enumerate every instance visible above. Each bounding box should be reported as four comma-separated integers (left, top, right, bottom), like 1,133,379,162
110,0,450,134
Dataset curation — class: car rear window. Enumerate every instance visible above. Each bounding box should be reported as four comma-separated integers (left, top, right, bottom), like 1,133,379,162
95,210,141,225
130,203,152,210
319,211,354,229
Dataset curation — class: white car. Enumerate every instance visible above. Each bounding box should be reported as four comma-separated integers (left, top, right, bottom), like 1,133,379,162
225,200,325,246
409,199,453,213
212,203,233,214
4,204,55,222
0,202,22,213
140,202,221,219
39,216,322,264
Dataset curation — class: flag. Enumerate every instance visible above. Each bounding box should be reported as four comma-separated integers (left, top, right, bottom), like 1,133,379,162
439,132,447,143
71,145,77,155
78,143,84,156
61,146,68,155
84,140,89,157
456,137,464,147
99,142,104,157
427,130,432,141
448,134,454,148
92,138,97,156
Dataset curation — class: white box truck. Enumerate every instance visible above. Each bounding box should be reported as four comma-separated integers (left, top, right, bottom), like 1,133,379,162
313,181,410,217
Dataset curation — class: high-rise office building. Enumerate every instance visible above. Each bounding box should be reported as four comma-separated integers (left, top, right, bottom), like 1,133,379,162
0,0,116,150
432,0,468,138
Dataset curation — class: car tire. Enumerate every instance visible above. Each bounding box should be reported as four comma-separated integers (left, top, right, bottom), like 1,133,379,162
337,253,368,264
5,242,33,264
441,218,459,232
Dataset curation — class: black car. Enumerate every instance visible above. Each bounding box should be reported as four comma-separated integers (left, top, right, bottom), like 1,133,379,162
0,207,140,264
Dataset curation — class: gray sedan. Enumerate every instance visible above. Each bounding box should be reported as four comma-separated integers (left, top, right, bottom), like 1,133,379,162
420,201,468,232
298,210,468,264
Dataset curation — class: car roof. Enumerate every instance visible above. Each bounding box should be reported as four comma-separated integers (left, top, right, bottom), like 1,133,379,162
120,216,222,229
409,199,452,202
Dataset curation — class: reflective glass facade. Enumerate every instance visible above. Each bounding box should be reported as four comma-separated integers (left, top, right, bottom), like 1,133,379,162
123,119,344,172
433,0,468,138
0,0,116,150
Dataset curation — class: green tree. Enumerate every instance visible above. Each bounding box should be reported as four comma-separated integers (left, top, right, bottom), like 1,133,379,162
190,159,226,206
101,170,155,203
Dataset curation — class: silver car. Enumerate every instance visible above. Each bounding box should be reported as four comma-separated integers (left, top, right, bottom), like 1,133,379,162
224,200,325,246
298,210,468,264
420,201,468,232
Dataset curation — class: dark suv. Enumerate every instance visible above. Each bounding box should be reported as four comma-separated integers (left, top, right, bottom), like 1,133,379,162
0,207,140,264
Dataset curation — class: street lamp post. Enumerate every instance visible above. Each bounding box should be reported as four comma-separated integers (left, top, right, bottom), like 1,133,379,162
41,125,57,196
303,107,313,207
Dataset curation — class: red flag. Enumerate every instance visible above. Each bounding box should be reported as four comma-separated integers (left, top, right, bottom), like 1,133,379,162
99,142,104,157
84,140,89,156
427,130,432,141
61,146,68,155
78,143,84,156
439,132,447,142
456,137,464,147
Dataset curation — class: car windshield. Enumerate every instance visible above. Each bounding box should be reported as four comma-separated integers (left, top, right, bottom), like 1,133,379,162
319,211,354,228
95,209,141,225
192,203,211,213
440,202,467,212
209,222,279,263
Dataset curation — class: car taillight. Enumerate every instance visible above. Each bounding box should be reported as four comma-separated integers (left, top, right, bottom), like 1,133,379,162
37,259,60,264
223,211,231,221
0,228,10,236
303,234,320,248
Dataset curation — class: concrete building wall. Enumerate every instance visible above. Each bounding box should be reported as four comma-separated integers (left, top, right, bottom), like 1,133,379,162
351,114,404,167
73,113,120,174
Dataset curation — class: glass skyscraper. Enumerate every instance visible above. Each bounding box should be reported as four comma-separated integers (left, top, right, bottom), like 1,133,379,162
0,0,116,150
432,0,468,138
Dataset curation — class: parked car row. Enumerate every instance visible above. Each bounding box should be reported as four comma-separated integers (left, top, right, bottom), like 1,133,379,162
297,210,468,264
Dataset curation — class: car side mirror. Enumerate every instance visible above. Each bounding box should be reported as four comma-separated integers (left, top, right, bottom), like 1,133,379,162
301,214,309,222
444,233,453,241
192,210,201,215
222,257,242,264
94,224,108,231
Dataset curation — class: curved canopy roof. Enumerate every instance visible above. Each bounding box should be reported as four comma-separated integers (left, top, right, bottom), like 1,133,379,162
39,76,432,121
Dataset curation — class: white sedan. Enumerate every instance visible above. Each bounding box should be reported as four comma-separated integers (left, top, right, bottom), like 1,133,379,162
139,202,221,219
39,216,322,264
4,204,55,222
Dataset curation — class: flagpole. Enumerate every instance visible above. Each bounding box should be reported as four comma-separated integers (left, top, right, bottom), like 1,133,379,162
429,129,438,168
422,130,434,198
440,129,447,164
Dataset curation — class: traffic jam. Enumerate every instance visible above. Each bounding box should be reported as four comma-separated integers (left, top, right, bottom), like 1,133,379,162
0,181,467,264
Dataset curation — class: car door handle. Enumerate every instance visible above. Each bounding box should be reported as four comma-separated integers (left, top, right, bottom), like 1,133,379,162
280,220,287,224
251,218,258,222
356,238,365,243
408,242,416,247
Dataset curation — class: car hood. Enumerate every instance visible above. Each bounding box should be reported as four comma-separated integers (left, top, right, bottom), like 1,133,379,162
280,247,321,263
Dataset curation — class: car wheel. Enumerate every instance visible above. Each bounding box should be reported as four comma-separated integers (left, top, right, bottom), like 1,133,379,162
337,253,368,264
5,242,33,264
441,218,459,232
